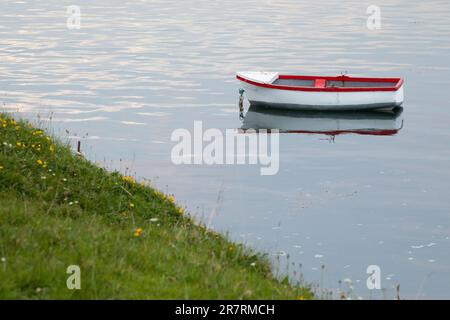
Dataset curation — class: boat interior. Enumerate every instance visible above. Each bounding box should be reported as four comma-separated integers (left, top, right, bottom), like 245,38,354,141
273,76,400,88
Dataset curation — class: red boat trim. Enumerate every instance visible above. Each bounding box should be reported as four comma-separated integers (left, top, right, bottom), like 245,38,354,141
236,74,404,92
239,128,399,136
284,129,399,136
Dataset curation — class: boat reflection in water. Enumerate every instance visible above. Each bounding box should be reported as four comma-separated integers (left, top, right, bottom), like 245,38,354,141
241,105,404,137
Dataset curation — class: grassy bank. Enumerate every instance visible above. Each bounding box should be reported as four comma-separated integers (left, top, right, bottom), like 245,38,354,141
0,113,312,299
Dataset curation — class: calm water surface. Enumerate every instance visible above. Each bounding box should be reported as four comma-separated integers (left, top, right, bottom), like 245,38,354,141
1,0,450,298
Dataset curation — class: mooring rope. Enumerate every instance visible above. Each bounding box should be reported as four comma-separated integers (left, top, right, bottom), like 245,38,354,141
238,88,245,120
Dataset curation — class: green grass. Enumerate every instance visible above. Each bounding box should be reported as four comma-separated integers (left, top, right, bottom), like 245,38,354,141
0,113,312,299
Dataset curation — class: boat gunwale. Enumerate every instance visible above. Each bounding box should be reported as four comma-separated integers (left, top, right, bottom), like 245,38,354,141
237,74,404,92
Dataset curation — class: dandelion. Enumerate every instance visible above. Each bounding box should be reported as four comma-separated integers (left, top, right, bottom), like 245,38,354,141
228,245,235,252
129,202,135,209
297,296,305,300
168,195,175,203
0,165,4,171
122,175,136,185
36,159,47,168
16,142,23,148
32,130,44,136
155,191,166,200
133,227,143,237
49,144,55,153
178,207,184,215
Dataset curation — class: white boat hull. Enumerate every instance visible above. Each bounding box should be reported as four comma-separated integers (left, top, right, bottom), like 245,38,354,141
241,82,404,111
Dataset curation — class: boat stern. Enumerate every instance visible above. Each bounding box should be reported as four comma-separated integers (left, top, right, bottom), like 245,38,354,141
394,80,404,106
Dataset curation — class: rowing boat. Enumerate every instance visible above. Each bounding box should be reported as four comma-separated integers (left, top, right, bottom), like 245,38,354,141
236,72,404,111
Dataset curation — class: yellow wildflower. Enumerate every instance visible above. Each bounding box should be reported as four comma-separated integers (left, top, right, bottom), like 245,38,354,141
129,202,135,209
168,195,175,203
32,130,44,136
228,245,235,252
16,142,22,148
133,227,143,237
122,175,136,185
297,296,305,300
178,207,184,215
49,144,55,153
36,159,47,168
156,191,166,200
0,165,4,171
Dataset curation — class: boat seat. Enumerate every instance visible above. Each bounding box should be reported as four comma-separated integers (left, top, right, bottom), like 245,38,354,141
314,79,326,88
